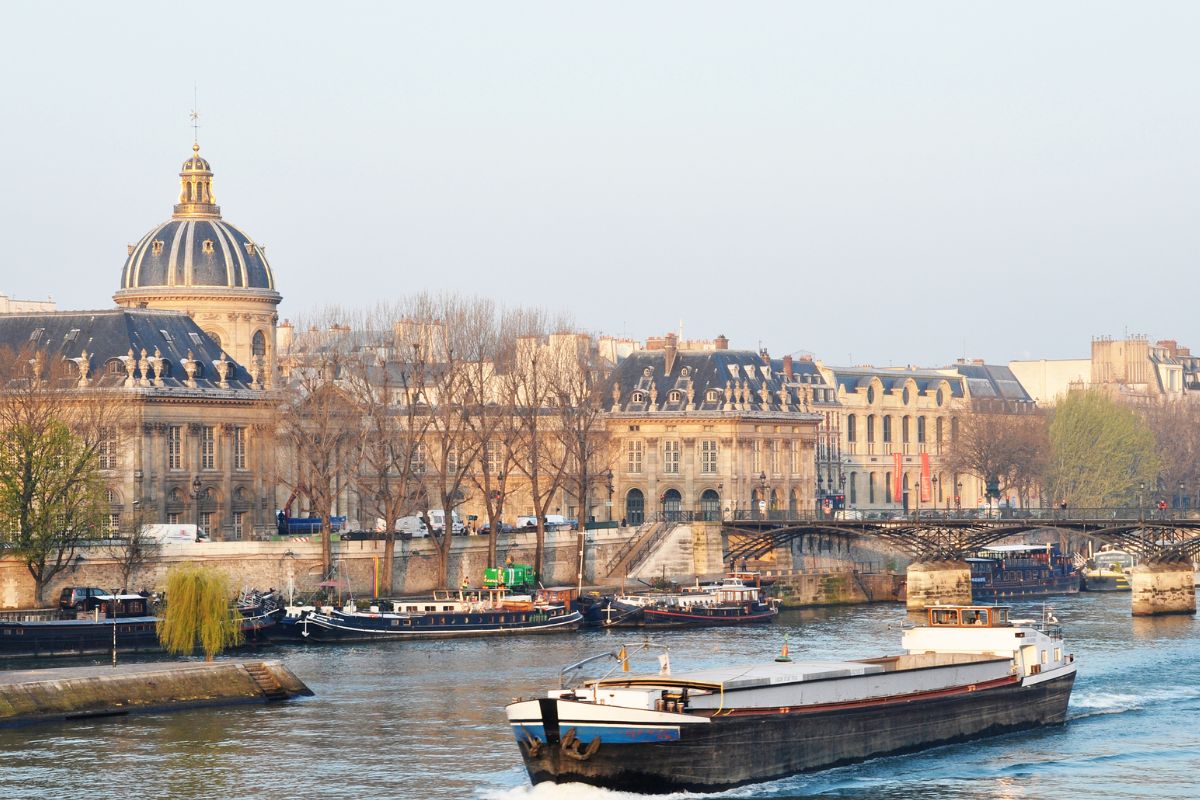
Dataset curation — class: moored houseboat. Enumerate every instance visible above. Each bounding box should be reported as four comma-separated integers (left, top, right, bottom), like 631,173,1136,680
505,604,1076,793
968,543,1080,601
602,576,777,628
0,593,160,659
297,588,582,642
1081,547,1135,592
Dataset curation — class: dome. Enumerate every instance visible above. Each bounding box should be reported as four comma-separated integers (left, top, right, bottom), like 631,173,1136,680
120,218,275,291
117,143,277,293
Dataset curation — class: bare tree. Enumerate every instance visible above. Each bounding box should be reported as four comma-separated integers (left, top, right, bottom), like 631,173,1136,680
0,345,117,604
944,410,1048,507
277,320,361,582
105,501,160,593
507,313,572,581
1139,400,1200,507
343,304,432,595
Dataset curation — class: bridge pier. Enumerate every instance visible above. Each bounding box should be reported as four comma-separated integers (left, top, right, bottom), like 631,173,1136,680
905,560,973,610
1130,561,1196,617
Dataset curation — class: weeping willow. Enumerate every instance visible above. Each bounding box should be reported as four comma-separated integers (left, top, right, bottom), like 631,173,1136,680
157,564,244,660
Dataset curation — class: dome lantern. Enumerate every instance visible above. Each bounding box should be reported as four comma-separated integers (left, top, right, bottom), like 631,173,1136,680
174,143,220,218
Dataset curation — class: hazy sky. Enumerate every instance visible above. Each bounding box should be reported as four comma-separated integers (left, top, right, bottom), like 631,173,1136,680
3,2,1198,366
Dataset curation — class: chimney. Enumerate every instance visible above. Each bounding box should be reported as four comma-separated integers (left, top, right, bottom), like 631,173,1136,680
663,332,678,375
783,354,793,379
714,334,729,350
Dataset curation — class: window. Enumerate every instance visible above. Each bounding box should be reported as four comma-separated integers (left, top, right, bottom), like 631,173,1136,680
485,440,502,476
410,442,427,475
936,417,944,453
631,391,645,403
232,427,246,470
789,441,800,475
167,512,180,525
200,426,215,470
151,240,164,255
446,444,459,474
99,427,118,470
252,331,267,357
668,390,682,403
752,440,762,473
849,472,858,504
706,389,720,403
199,512,213,538
846,414,856,443
232,512,244,540
917,416,926,444
167,426,182,470
882,416,892,444
105,512,120,534
768,440,779,475
700,439,718,474
867,415,876,443
902,416,910,444
627,440,643,474
202,239,214,254
663,440,680,474
885,472,892,503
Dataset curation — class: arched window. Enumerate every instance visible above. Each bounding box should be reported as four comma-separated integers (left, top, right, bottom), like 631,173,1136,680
631,391,645,403
884,472,892,504
699,489,721,521
868,473,876,504
950,416,959,441
882,415,893,444
705,389,720,403
902,474,911,510
107,359,125,376
866,414,875,443
846,414,856,443
849,472,857,505
917,416,926,444
252,330,267,357
667,390,682,403
936,417,944,452
901,416,910,444
625,489,645,525
788,488,798,516
662,489,682,520
205,330,222,351
105,488,120,505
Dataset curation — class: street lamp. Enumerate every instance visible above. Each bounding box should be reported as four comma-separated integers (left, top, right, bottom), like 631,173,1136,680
758,471,767,519
604,469,614,522
1179,481,1185,512
1138,480,1145,519
956,481,963,513
191,476,203,542
931,474,940,510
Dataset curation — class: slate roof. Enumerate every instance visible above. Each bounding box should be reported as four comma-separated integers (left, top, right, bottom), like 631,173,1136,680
827,367,967,398
602,349,830,414
0,309,255,390
949,363,1034,403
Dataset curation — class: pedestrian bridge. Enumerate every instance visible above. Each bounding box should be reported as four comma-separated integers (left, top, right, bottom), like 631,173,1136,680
722,509,1200,567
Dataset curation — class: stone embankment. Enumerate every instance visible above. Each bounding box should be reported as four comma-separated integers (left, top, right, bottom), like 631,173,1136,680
0,659,311,728
770,571,906,608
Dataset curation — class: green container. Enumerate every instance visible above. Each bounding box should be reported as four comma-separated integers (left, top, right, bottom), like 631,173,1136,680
483,564,536,590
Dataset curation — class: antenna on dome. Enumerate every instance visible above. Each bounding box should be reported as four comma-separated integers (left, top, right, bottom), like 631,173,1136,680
189,83,201,146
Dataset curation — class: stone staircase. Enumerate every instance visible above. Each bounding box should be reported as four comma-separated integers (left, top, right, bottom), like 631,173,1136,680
629,525,694,582
244,662,289,702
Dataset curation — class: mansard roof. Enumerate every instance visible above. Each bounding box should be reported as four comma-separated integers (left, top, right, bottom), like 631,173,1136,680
602,348,829,415
0,308,255,390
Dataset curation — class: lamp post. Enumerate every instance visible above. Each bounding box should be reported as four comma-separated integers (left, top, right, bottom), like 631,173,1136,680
956,481,963,514
604,469,614,522
1179,481,1185,513
931,474,939,513
1138,480,1145,520
191,476,203,542
758,471,767,520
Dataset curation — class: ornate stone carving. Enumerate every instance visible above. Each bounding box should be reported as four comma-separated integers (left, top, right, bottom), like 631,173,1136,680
124,348,137,387
648,383,658,411
137,348,152,387
182,350,198,388
611,381,621,411
724,380,733,409
215,352,231,388
685,383,695,411
74,349,90,387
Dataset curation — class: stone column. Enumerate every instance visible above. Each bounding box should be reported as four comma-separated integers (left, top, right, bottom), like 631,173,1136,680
1130,561,1196,616
905,560,972,610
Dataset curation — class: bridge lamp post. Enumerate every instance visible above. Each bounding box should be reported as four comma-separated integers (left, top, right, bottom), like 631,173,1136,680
931,474,939,511
191,476,204,542
1178,481,1185,513
1138,481,1145,520
758,471,768,520
956,481,963,513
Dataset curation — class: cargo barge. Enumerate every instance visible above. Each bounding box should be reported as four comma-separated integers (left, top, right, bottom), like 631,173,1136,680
505,604,1076,793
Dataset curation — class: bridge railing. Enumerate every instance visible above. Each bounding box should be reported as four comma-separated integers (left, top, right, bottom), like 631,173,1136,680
724,507,1200,524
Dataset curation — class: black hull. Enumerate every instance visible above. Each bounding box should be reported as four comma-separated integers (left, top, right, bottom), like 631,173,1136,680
972,575,1080,602
300,611,583,642
520,672,1075,794
1080,575,1130,592
0,618,162,660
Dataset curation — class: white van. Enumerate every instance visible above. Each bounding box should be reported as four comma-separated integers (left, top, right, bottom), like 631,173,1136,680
396,516,429,538
426,509,465,535
141,524,208,543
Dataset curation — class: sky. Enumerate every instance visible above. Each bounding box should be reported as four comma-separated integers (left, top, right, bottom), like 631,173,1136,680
2,1,1198,367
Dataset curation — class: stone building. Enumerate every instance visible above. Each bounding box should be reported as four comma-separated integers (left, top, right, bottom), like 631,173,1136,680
601,333,824,524
0,142,282,539
815,360,1035,511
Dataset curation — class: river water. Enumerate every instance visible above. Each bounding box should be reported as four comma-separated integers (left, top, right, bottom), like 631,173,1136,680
1,591,1197,800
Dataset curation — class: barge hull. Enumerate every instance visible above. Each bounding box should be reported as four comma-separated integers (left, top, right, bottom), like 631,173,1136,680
520,671,1074,794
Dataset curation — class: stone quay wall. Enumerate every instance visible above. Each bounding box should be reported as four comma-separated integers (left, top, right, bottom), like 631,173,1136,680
771,571,906,608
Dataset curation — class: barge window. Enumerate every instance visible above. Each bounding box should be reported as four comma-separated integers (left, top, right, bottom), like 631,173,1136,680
1041,650,1048,664
1054,648,1061,661
931,609,959,625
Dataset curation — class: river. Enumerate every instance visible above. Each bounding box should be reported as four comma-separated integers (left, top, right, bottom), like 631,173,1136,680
1,591,1197,799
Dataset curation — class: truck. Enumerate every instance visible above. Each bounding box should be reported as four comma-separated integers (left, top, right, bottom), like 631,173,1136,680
483,563,536,593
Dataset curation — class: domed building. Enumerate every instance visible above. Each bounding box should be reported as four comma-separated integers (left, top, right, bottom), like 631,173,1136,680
114,144,281,385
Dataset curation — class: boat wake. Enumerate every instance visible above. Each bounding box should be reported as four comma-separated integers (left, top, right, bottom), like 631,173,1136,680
1069,685,1200,720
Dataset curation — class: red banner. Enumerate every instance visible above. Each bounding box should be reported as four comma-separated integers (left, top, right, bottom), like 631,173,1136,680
920,453,932,504
892,452,903,502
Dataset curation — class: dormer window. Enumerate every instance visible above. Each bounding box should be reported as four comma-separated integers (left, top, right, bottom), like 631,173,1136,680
151,240,164,256
706,389,720,402
202,240,214,254
244,242,255,255
668,390,682,403
631,391,646,403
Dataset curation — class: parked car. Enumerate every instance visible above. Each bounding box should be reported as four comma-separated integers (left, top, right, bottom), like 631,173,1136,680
59,587,111,612
478,521,514,535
